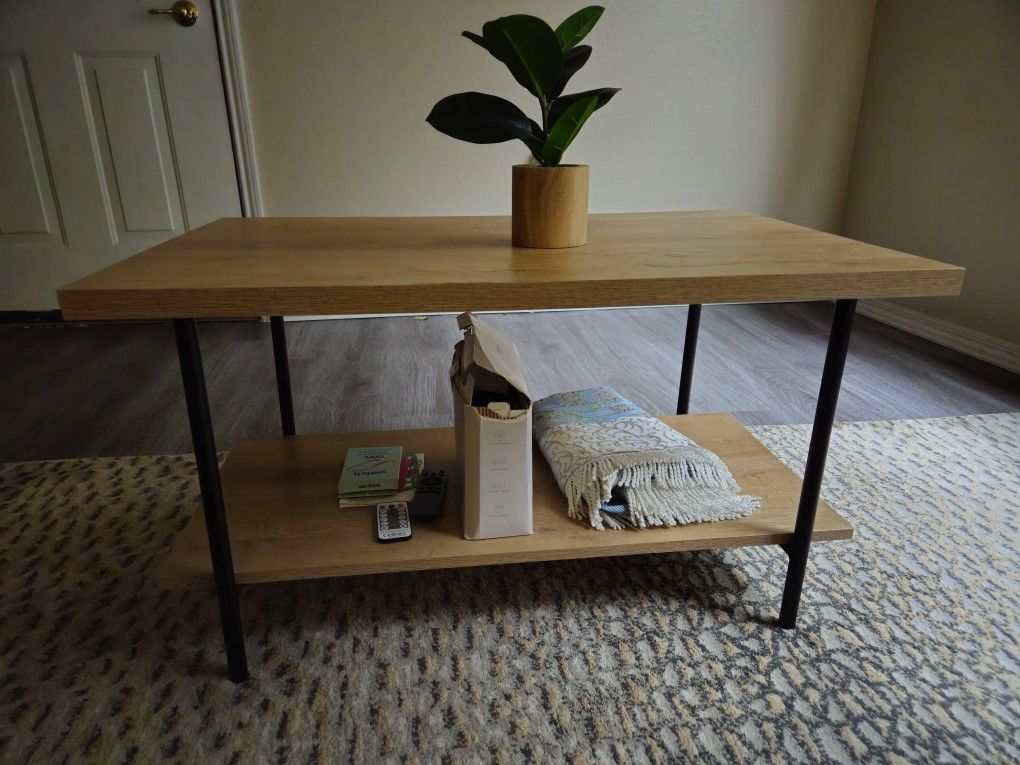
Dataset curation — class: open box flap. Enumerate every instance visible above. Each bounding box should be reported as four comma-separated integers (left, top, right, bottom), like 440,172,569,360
455,312,532,406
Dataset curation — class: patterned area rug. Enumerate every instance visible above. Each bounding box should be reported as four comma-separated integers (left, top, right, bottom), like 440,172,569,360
1,414,1017,763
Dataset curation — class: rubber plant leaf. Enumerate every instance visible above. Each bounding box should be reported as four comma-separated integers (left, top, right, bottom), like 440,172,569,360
426,92,544,155
461,30,487,49
554,6,604,52
541,93,600,166
481,15,563,98
548,45,591,100
548,87,619,127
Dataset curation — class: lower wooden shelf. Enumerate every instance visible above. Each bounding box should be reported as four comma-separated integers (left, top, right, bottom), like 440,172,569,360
155,413,853,588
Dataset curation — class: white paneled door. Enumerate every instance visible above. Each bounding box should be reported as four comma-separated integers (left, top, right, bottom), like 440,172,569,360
0,0,240,310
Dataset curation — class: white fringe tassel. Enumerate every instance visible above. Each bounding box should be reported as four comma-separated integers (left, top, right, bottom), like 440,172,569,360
562,452,761,530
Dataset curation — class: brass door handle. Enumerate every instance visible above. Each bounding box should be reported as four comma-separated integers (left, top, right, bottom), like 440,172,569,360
149,1,198,26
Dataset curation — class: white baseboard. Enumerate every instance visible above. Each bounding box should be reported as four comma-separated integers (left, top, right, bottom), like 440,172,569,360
858,300,1019,374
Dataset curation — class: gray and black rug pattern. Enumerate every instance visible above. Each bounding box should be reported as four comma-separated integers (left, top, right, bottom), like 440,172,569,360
1,414,1017,763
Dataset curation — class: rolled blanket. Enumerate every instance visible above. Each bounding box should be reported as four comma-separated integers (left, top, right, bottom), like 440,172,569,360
533,387,760,530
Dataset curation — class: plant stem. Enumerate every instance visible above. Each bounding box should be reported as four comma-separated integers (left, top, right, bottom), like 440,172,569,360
538,95,551,166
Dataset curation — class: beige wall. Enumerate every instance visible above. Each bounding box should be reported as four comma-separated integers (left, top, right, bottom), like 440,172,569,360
842,0,1020,344
238,0,875,232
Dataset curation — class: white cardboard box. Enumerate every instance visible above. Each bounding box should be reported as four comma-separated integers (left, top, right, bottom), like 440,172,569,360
450,313,533,540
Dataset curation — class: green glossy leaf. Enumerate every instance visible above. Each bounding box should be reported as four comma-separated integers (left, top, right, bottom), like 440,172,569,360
481,15,563,98
548,87,619,127
555,6,604,52
426,92,544,158
542,93,599,166
547,45,591,99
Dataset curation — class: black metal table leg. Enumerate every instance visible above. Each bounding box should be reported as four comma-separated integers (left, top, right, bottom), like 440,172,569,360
778,299,857,628
173,319,250,681
676,304,702,415
270,316,296,435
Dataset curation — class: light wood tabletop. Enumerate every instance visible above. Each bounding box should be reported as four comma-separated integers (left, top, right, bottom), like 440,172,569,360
58,210,964,320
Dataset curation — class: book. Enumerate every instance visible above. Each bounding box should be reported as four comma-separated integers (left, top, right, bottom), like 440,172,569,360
337,453,423,509
338,446,403,496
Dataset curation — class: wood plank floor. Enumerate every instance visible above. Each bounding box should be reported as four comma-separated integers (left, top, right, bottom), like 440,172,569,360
1,303,1017,461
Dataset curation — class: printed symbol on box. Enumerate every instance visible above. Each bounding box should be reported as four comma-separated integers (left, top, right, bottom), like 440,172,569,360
491,456,507,468
494,430,508,442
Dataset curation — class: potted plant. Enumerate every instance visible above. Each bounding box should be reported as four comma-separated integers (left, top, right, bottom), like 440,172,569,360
426,6,619,248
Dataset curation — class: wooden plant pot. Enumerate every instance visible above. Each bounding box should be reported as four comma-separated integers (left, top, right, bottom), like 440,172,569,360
512,164,589,248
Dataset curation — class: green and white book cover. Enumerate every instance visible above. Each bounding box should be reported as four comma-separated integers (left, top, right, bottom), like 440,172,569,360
337,453,423,508
339,446,403,496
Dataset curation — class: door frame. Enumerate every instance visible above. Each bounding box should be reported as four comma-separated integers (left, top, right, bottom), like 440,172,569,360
212,0,261,217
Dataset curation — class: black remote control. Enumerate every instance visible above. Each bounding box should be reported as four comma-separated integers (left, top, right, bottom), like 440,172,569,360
409,468,447,520
376,502,412,543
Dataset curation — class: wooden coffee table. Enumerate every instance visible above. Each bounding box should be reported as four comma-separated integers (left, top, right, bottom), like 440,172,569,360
58,210,964,681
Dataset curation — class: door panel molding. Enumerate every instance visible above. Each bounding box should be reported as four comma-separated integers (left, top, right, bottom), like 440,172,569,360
76,52,187,244
0,52,65,245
